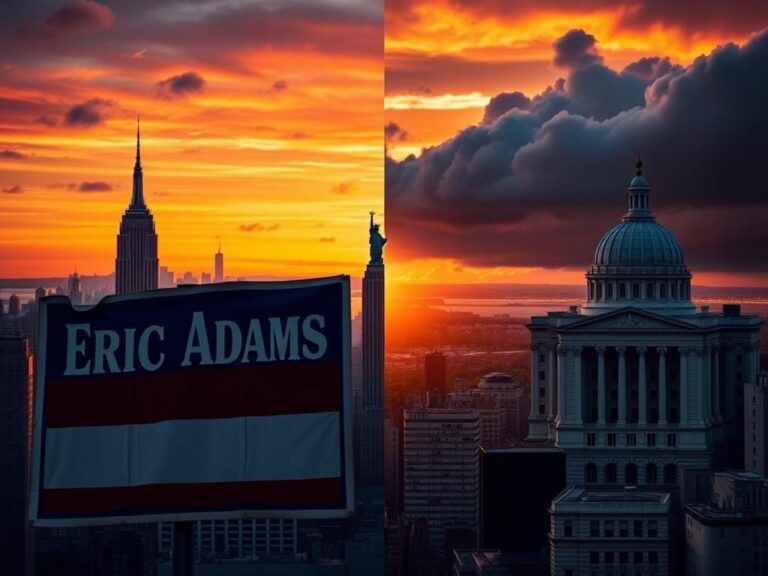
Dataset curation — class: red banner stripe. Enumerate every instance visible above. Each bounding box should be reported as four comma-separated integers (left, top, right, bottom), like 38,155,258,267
39,477,343,517
45,362,340,428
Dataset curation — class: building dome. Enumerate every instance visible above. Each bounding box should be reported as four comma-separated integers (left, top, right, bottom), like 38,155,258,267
593,220,685,267
581,157,695,316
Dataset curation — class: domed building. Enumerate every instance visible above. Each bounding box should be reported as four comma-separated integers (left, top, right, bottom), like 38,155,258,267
527,159,760,472
532,160,762,576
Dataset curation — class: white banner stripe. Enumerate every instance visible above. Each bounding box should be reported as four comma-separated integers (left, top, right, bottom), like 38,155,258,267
44,412,341,489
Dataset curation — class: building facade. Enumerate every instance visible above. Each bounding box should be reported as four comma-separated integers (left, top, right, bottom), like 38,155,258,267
550,487,671,576
425,351,447,408
403,408,481,553
685,471,768,576
527,160,761,485
745,372,768,476
214,244,224,283
115,122,158,294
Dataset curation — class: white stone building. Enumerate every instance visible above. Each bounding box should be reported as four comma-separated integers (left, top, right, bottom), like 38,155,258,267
685,471,768,576
550,487,671,576
527,160,761,485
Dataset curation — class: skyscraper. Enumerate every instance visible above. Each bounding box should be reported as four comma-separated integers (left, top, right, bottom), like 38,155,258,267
424,351,446,408
0,333,33,575
214,243,224,282
360,211,387,486
67,271,82,304
115,120,158,295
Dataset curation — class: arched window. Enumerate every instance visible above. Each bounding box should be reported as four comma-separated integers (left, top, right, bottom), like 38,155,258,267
664,464,677,485
585,463,598,483
605,463,617,483
646,463,658,484
625,463,638,486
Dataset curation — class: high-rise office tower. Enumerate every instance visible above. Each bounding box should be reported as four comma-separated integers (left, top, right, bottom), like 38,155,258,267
0,333,33,575
360,211,386,486
67,271,82,304
115,120,158,294
403,408,481,552
214,244,224,282
424,351,447,408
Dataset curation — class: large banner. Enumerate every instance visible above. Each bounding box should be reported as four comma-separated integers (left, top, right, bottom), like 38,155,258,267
29,276,353,526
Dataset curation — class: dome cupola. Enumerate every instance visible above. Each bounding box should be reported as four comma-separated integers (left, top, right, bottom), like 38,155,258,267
581,157,695,316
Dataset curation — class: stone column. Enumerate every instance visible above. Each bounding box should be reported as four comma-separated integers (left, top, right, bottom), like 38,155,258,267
617,347,627,425
712,344,722,421
597,346,606,426
547,345,555,420
574,347,583,425
557,346,566,423
680,348,689,425
530,344,539,420
693,348,705,423
702,346,711,423
658,347,667,426
638,346,647,426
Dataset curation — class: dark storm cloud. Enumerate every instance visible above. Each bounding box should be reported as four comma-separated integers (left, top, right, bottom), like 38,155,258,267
553,29,602,69
64,98,111,127
482,92,532,124
31,0,115,39
157,72,206,98
385,122,408,142
78,181,112,192
386,28,768,273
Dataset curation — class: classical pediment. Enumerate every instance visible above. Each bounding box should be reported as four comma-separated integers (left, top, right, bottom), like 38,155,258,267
560,307,697,333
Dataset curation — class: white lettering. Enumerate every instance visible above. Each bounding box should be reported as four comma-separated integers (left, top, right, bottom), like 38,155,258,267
302,314,327,360
181,311,213,366
269,316,300,361
93,329,120,374
63,323,91,376
138,325,165,371
215,320,242,364
241,319,268,362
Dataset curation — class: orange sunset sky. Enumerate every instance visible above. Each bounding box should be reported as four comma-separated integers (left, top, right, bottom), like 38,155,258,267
0,0,383,280
385,0,768,287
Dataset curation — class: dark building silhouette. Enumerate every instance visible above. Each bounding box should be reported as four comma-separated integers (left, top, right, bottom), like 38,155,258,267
0,333,33,575
360,211,386,486
115,121,158,294
424,351,446,408
214,244,224,282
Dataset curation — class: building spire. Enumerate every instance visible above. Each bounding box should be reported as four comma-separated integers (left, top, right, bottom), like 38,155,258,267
625,154,652,221
130,116,145,209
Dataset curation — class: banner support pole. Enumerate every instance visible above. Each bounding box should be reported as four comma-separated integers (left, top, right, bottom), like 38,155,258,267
172,521,194,576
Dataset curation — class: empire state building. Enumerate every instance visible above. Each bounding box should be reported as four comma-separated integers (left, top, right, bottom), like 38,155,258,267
115,122,158,294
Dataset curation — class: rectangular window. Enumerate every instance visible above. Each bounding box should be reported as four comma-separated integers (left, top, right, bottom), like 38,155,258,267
634,551,644,564
649,551,658,564
648,520,658,538
634,520,643,537
667,433,677,447
608,433,617,446
539,386,546,397
620,551,628,564
590,551,600,564
591,520,600,537
539,370,546,381
605,551,614,564
605,521,615,538
619,521,629,538
587,433,597,446
647,433,656,447
627,433,637,446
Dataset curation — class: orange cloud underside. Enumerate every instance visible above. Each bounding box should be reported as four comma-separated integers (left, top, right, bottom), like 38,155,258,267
1,42,383,278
